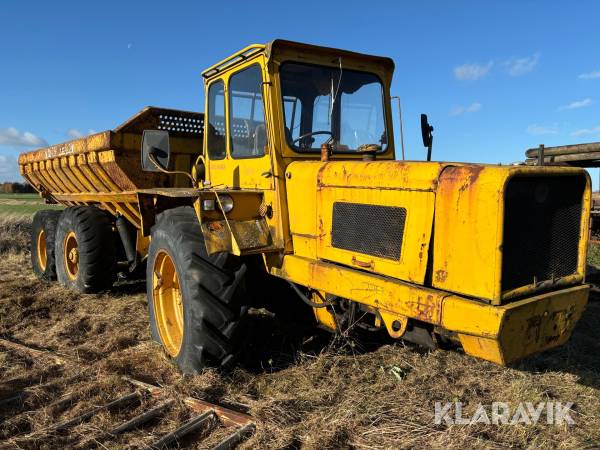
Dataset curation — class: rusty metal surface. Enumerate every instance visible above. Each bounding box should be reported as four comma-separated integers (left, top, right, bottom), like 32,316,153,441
125,378,253,427
432,164,590,304
137,187,202,197
18,132,112,164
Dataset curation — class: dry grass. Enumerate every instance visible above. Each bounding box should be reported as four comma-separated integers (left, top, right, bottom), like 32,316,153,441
1,224,599,449
0,215,31,254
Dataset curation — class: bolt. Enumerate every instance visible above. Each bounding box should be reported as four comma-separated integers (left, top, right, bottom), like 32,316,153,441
69,248,79,264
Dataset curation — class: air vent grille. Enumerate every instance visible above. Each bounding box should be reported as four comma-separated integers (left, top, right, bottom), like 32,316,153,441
331,202,406,260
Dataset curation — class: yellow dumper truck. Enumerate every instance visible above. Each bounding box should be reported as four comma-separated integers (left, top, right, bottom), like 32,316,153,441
19,40,591,373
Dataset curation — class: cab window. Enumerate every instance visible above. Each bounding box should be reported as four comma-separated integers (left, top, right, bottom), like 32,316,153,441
207,80,226,160
228,65,267,158
280,62,387,152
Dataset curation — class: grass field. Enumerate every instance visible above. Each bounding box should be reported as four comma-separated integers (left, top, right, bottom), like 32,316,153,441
0,193,63,215
0,215,599,448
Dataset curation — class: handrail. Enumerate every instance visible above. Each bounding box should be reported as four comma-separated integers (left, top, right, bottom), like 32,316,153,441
201,44,265,79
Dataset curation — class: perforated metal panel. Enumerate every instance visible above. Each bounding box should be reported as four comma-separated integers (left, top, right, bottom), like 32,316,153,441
501,175,585,292
157,113,203,135
116,107,204,138
331,202,407,260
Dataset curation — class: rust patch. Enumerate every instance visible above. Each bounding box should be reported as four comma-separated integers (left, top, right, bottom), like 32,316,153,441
349,282,384,296
316,162,329,190
208,221,225,232
439,164,485,194
418,242,427,263
318,217,325,238
467,164,485,184
406,294,438,323
435,270,448,283
525,315,543,343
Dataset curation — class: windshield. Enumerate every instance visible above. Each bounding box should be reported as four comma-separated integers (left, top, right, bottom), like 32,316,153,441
280,62,387,152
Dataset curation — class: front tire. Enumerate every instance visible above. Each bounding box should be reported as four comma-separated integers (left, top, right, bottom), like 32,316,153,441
31,210,61,280
146,206,249,374
55,206,117,293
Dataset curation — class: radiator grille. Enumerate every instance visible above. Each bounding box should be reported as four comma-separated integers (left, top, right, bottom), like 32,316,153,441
331,202,406,260
501,175,585,292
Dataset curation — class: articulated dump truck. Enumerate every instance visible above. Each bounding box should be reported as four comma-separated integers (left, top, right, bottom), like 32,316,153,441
19,40,591,373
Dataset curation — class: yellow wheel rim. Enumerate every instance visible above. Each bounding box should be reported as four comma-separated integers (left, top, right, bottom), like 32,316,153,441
152,250,184,357
37,229,47,271
63,231,79,280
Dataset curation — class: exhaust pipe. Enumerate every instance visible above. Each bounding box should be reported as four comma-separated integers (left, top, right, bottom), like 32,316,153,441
115,215,137,266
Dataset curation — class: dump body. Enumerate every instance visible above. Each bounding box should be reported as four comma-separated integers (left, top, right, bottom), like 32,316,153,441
18,107,203,228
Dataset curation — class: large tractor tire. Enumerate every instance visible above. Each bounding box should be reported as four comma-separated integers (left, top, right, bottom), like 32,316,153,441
31,209,62,280
55,206,117,293
146,206,249,374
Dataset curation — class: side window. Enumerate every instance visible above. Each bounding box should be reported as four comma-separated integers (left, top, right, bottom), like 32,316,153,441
207,80,226,160
283,96,302,142
229,65,266,158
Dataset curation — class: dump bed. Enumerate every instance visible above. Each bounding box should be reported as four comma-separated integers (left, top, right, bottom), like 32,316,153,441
18,107,203,228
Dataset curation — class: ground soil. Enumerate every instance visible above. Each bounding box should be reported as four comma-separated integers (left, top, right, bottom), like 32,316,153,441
1,215,599,449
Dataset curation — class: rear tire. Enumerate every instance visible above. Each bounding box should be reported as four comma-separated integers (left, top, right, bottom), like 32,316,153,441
31,210,61,280
146,206,249,374
55,206,117,293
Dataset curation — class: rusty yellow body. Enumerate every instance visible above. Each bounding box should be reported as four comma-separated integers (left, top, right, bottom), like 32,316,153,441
18,40,591,365
279,159,590,364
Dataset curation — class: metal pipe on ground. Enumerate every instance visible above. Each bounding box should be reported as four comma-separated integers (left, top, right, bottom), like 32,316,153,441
145,410,215,450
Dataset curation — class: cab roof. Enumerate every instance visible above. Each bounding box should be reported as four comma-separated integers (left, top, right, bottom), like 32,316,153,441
201,39,395,81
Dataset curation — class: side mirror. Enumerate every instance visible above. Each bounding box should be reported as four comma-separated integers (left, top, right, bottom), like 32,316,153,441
420,114,434,161
142,130,171,172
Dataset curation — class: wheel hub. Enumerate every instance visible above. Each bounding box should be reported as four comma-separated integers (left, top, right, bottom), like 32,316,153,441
68,248,79,264
64,231,79,280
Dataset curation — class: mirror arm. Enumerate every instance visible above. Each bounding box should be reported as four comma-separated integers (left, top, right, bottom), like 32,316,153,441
148,152,196,187
391,96,405,160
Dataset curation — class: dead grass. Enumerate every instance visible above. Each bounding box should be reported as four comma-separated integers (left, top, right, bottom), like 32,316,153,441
1,232,599,448
587,242,600,267
0,215,31,254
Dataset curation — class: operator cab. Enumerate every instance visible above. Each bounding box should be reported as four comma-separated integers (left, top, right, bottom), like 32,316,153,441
200,39,397,182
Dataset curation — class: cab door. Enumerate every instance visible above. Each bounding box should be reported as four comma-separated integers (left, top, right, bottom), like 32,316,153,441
205,59,274,191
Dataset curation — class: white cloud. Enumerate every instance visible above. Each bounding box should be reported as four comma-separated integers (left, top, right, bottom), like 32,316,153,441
570,126,600,137
579,71,600,80
559,98,593,110
454,62,493,81
504,53,540,76
0,127,47,148
450,102,482,116
66,129,97,139
66,128,83,139
526,124,559,136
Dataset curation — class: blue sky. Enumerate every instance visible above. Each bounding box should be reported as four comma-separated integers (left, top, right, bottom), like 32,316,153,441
1,0,599,185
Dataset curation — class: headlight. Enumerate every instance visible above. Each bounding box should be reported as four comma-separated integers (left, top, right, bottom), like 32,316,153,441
219,194,234,213
201,199,216,211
